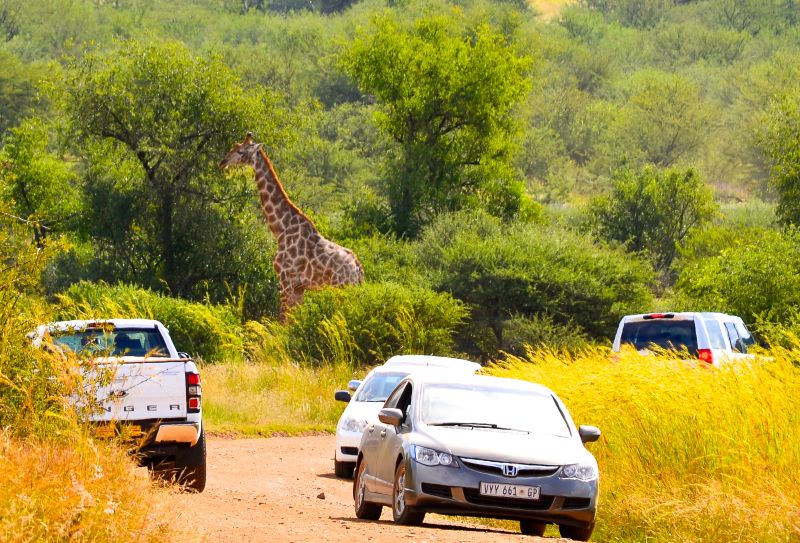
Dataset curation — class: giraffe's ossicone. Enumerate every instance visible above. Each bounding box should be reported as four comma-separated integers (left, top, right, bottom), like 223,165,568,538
220,132,365,320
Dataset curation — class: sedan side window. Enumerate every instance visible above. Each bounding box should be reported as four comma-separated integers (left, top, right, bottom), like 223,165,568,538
384,383,408,410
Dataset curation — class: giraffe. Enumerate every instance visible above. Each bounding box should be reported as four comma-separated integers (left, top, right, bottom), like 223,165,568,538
220,132,364,321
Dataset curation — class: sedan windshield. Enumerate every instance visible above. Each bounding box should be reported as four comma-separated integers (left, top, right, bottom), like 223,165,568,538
421,384,571,437
52,327,169,357
353,372,409,402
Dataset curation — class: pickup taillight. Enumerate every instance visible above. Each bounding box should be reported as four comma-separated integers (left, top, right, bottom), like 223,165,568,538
186,371,201,413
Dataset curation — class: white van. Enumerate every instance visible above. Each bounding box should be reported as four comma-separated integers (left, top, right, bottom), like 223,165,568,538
611,312,755,366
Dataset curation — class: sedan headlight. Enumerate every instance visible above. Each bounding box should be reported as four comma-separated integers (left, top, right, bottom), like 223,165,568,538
339,417,368,433
411,445,459,468
559,462,598,481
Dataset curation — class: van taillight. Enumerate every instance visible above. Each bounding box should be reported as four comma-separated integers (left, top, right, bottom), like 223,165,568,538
186,371,201,413
697,349,713,365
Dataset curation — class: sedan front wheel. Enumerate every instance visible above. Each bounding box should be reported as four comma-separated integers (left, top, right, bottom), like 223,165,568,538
354,461,382,520
392,463,425,525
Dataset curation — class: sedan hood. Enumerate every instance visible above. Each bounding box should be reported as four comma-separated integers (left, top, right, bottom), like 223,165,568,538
418,425,588,466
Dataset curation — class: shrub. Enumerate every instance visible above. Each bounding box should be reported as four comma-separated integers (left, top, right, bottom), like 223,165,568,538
590,165,717,275
417,210,654,357
500,314,592,356
675,228,800,325
284,282,467,366
54,281,244,362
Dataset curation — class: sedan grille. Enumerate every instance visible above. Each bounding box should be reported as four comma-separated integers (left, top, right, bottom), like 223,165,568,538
562,497,591,509
463,489,555,510
421,483,452,499
460,458,559,478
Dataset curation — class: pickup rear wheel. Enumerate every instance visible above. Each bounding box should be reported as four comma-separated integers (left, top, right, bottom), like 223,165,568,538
175,428,207,493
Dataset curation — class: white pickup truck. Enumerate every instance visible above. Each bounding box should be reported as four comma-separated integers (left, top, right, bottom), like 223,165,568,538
33,319,206,492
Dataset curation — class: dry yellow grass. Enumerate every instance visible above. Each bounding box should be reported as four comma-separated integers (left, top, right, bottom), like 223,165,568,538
530,0,575,20
0,431,187,543
488,347,800,543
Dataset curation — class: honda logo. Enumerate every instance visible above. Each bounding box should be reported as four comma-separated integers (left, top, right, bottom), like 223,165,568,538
502,464,518,477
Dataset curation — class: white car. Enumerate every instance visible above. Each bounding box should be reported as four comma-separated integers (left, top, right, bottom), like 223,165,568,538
333,355,481,478
612,312,756,366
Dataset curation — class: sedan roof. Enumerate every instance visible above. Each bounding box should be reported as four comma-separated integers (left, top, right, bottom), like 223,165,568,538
406,372,554,396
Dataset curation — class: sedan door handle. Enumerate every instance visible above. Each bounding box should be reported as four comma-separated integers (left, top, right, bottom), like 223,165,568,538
380,430,386,438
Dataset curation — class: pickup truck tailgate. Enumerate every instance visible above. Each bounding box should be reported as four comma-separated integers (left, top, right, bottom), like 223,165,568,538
87,359,188,421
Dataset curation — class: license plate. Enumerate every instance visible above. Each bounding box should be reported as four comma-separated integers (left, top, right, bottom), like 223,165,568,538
480,482,540,500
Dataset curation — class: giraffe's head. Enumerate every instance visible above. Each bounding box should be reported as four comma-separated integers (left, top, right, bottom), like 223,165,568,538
219,132,261,169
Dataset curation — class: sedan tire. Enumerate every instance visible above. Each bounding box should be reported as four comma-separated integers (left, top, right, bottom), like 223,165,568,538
392,463,425,525
559,522,594,541
520,520,546,536
354,461,382,520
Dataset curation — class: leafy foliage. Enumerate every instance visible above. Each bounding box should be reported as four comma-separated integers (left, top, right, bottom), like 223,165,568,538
341,13,534,237
761,89,800,227
590,165,717,274
284,282,467,366
418,210,654,357
50,39,285,317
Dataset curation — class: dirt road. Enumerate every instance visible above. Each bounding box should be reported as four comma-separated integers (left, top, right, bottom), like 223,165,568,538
184,435,560,543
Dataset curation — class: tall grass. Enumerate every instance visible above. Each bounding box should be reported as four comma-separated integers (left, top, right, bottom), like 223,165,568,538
0,431,185,543
201,321,356,436
489,348,800,543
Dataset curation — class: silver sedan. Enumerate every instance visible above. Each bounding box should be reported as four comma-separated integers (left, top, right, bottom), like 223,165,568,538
353,373,600,540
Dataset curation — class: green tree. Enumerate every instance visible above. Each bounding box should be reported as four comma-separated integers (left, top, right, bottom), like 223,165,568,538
590,165,717,275
51,40,287,314
610,70,713,168
418,210,653,357
761,90,800,227
583,0,673,28
0,119,79,247
341,14,533,237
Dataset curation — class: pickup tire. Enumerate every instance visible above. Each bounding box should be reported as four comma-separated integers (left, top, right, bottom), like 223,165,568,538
175,428,207,493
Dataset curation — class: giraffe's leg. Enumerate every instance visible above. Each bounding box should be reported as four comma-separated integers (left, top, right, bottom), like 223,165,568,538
279,284,305,322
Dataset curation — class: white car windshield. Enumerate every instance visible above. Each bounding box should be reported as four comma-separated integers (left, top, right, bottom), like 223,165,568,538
421,384,572,437
353,372,409,402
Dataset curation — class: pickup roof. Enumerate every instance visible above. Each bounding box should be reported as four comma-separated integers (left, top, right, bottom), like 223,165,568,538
33,318,206,492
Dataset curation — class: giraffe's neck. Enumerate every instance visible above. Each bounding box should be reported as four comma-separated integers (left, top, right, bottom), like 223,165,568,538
252,149,314,240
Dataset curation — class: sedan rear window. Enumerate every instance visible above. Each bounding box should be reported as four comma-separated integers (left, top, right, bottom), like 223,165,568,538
421,384,571,437
620,320,698,354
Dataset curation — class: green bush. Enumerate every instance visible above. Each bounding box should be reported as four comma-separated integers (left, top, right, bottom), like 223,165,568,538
500,314,592,356
284,282,467,366
417,210,654,357
54,281,244,362
675,228,800,326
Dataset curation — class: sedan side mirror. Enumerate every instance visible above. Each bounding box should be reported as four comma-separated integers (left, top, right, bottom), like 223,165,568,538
334,390,351,403
378,407,404,426
347,379,362,392
578,425,601,443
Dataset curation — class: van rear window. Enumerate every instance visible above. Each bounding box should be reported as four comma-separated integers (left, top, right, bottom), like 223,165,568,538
620,320,698,354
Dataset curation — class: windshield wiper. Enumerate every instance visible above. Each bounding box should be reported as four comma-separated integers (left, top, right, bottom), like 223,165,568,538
428,422,525,432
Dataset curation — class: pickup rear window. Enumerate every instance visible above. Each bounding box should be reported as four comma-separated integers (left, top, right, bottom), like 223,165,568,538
52,327,169,357
620,320,698,354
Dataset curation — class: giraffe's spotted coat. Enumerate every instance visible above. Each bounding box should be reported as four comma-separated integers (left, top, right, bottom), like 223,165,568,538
220,133,364,320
